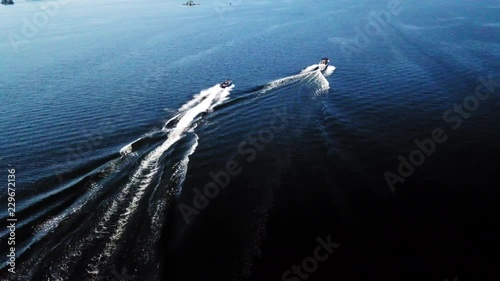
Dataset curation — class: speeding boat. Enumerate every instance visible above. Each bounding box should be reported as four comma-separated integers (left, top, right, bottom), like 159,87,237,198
220,80,233,88
183,1,199,5
318,57,329,72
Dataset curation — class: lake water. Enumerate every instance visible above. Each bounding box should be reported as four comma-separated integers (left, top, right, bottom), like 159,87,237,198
0,0,499,280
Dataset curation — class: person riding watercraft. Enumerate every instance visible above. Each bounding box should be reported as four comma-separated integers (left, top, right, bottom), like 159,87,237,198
220,80,232,88
318,58,329,72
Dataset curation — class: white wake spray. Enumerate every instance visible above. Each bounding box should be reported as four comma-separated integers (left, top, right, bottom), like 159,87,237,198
260,64,336,95
39,84,233,279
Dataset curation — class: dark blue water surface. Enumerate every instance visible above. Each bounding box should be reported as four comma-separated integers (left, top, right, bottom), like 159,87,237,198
1,0,499,280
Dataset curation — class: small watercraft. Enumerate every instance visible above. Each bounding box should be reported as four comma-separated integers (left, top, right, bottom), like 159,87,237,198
220,80,233,88
318,57,329,72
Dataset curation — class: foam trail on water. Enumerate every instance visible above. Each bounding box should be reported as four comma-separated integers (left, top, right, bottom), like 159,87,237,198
148,135,199,254
178,87,214,112
120,128,165,156
120,87,215,155
259,63,336,95
85,84,232,278
162,113,182,131
300,64,320,74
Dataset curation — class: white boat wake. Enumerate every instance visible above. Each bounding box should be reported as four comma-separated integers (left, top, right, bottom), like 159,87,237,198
300,64,336,76
259,72,313,94
323,65,336,77
259,64,336,95
86,84,233,277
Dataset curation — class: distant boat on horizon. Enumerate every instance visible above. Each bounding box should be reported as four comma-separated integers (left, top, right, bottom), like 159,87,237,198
183,0,200,6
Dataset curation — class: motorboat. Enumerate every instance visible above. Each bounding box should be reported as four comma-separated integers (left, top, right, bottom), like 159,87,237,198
220,80,233,88
318,57,329,72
